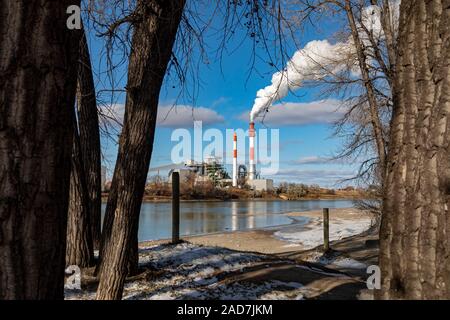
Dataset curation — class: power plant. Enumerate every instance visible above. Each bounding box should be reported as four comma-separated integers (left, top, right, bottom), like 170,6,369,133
232,132,238,187
248,122,256,180
230,122,274,191
168,122,273,191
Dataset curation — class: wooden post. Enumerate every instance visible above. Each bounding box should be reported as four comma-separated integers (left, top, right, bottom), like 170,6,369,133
172,172,180,244
323,208,330,251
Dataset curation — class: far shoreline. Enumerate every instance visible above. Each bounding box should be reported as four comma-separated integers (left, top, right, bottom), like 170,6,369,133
101,196,372,204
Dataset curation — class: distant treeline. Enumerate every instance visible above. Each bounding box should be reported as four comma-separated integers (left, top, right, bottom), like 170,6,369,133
102,175,372,201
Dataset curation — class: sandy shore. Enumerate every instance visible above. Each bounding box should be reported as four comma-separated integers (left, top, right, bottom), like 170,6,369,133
142,207,375,255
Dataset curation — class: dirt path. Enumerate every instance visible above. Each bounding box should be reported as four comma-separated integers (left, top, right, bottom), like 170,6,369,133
200,227,380,300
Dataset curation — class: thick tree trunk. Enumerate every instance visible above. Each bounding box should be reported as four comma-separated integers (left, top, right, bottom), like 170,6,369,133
77,24,102,250
96,0,186,300
378,0,450,299
66,117,94,268
345,0,388,176
0,0,80,299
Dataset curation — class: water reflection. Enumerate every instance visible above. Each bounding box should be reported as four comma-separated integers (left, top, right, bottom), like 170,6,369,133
231,201,238,231
102,199,355,241
247,201,256,229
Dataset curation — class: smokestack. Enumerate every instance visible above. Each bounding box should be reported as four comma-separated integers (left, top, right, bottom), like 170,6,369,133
232,132,238,187
249,122,256,180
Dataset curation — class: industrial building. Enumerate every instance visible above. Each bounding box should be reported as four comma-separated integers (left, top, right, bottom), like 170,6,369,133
169,122,274,192
231,121,274,191
247,178,274,192
169,158,231,187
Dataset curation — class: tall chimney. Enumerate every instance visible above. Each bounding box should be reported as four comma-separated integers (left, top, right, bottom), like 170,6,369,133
232,132,238,187
249,122,256,180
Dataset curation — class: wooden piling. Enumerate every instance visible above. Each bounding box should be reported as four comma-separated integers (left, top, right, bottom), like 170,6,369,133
172,172,180,244
323,208,330,251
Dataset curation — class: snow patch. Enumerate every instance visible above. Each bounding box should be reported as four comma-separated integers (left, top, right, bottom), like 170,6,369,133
333,258,367,270
66,243,312,300
274,218,372,250
302,251,368,270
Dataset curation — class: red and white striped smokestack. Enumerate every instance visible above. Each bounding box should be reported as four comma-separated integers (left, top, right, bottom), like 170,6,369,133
249,122,256,180
232,132,238,187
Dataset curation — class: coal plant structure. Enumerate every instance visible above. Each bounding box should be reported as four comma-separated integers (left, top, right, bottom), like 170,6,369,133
231,122,273,191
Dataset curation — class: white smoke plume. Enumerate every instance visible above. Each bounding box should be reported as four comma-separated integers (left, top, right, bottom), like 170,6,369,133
249,2,400,122
250,40,352,121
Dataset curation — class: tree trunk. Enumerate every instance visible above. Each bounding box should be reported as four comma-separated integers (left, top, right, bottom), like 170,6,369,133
77,24,102,250
0,0,80,299
380,0,397,78
345,0,388,176
378,0,450,299
96,0,186,300
368,0,397,85
66,116,94,268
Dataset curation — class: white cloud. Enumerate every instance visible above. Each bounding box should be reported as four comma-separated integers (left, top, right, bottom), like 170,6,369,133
249,1,401,121
294,156,349,165
240,99,346,126
250,40,353,121
211,96,230,108
99,103,224,128
158,105,224,127
274,169,355,178
268,168,356,186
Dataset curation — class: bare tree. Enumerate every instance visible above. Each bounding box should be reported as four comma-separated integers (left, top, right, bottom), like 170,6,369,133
0,0,81,299
280,0,398,211
90,0,286,299
378,0,450,299
344,0,387,173
66,22,101,268
95,0,186,300
76,23,103,250
66,115,94,268
75,0,321,299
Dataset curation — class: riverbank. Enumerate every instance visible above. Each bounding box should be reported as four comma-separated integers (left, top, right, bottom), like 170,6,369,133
136,208,374,254
101,189,372,203
137,207,375,254
67,207,378,300
134,206,378,299
101,196,371,203
180,207,374,254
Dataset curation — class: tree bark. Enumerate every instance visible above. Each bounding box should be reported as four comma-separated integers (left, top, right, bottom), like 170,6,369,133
0,0,80,299
66,116,94,268
378,0,450,299
77,24,102,250
96,0,186,300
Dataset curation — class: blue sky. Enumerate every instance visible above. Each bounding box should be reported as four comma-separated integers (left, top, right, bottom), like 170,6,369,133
86,3,361,187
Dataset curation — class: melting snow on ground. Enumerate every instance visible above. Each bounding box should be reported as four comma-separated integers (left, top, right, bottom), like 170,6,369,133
274,218,373,250
301,251,368,270
65,243,309,300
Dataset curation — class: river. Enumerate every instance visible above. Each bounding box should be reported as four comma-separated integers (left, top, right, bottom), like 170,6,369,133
102,199,355,241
